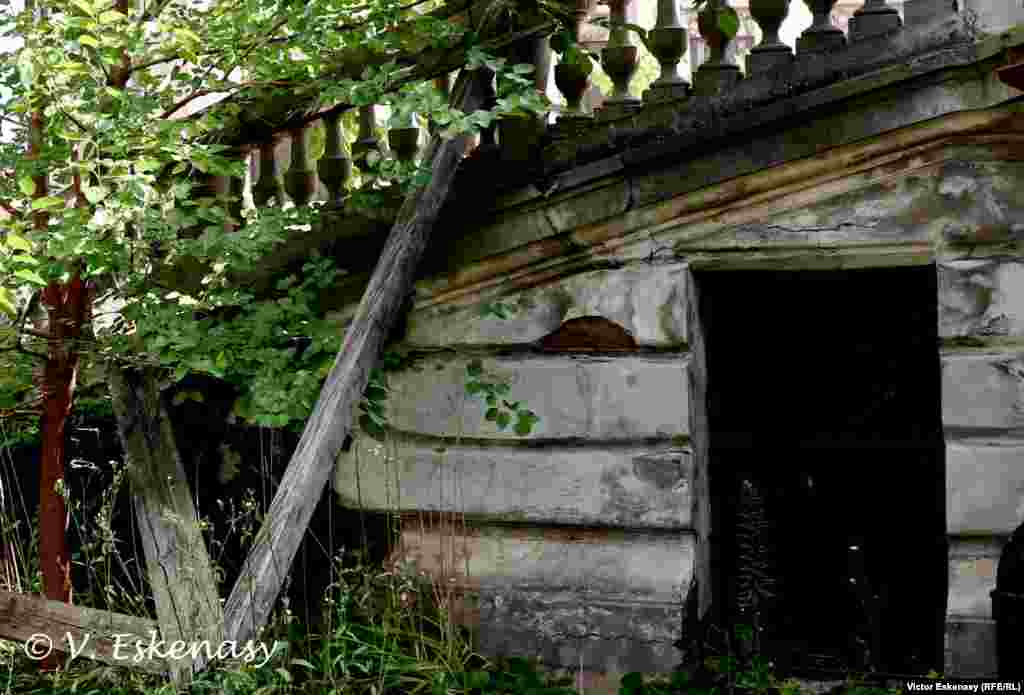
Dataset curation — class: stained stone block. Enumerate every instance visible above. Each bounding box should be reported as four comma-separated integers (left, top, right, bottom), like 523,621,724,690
939,260,1024,338
945,617,998,678
388,526,693,672
384,355,689,440
391,525,694,597
480,592,683,672
948,536,1004,619
946,440,1024,535
336,441,694,529
943,353,1024,430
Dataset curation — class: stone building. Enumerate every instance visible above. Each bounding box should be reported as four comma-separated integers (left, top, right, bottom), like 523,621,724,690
250,0,1024,683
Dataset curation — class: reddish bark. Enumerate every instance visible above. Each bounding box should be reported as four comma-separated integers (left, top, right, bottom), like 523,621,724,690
28,91,92,673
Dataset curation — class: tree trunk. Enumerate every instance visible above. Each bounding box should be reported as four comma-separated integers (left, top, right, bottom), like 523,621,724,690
37,274,90,611
108,366,224,684
222,67,491,645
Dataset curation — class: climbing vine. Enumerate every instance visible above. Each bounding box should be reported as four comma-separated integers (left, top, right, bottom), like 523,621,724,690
465,358,539,435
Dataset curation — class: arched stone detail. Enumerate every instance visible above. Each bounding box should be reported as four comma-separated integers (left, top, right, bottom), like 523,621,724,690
538,316,638,352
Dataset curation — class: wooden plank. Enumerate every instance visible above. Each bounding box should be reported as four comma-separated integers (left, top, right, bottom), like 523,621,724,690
0,590,168,674
222,67,493,645
108,366,224,683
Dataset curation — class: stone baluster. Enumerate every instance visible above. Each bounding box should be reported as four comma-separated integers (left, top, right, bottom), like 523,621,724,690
224,145,248,230
284,124,317,206
554,0,593,129
352,104,381,166
317,110,352,208
849,0,902,42
430,74,450,136
644,0,689,102
797,0,846,54
479,67,498,148
251,136,285,207
499,33,552,163
748,0,793,75
599,0,642,119
388,111,421,162
694,0,741,96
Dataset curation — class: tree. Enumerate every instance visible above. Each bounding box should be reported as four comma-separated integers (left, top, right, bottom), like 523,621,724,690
0,0,550,661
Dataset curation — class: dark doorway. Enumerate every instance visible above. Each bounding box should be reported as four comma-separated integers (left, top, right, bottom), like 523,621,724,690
693,266,947,674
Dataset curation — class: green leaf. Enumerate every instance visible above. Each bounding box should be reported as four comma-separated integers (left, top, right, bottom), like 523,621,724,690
717,6,740,39
549,31,571,54
72,0,98,16
513,416,534,436
14,268,46,286
83,186,109,204
31,196,64,211
495,411,511,430
466,359,483,377
485,407,499,421
0,287,16,318
79,34,100,48
17,176,35,197
99,9,126,23
5,232,31,253
17,49,34,88
464,671,490,689
465,381,483,395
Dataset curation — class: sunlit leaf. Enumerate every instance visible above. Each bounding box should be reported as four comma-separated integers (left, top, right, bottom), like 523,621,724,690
13,268,45,286
31,196,64,210
5,233,31,253
0,287,16,318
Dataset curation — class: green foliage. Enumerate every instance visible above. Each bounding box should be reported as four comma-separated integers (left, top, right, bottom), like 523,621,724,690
465,358,539,436
619,670,696,695
479,299,518,320
549,30,597,77
0,0,554,431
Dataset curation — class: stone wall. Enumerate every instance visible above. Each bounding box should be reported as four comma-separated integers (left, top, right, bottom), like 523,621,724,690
335,265,694,674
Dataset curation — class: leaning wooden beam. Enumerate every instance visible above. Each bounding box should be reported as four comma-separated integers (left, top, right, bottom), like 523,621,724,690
108,366,224,685
222,67,492,645
0,590,169,674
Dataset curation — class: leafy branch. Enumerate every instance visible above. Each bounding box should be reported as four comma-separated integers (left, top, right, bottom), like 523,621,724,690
465,358,539,436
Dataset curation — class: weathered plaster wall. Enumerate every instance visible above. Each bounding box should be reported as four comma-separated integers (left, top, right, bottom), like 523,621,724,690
335,273,693,673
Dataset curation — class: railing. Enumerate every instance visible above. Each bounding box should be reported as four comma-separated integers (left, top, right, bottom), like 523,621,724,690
201,0,955,216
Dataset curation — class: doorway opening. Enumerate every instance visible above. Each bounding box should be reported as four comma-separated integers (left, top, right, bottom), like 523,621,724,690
692,266,947,674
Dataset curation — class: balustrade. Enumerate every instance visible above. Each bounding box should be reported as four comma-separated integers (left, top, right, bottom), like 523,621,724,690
849,0,902,42
352,104,381,165
748,0,793,75
251,136,285,207
599,0,642,119
224,145,248,230
694,0,741,96
797,0,845,53
318,110,352,208
430,74,451,136
553,0,594,132
643,0,689,102
284,124,317,206
388,111,421,162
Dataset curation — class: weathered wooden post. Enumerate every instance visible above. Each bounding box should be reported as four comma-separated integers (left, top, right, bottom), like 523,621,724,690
108,367,224,684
